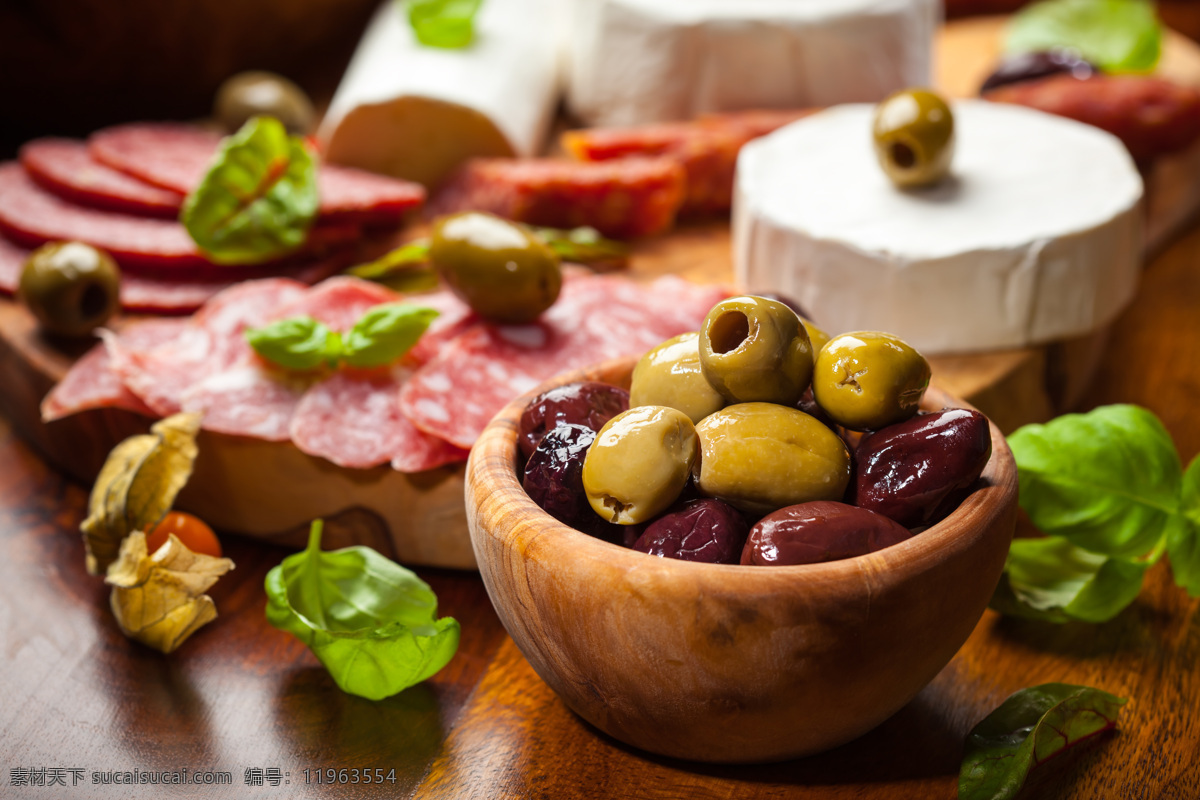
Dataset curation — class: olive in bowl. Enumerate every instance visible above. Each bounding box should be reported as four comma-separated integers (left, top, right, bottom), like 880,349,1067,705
466,356,1017,763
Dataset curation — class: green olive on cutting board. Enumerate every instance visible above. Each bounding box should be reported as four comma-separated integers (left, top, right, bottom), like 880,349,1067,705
872,88,955,188
214,71,316,135
19,242,121,338
812,331,931,431
430,211,562,324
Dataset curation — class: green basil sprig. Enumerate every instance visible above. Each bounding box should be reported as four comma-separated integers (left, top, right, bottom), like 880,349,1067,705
405,0,484,49
1005,0,1161,74
181,116,318,265
265,520,460,701
997,405,1200,622
533,226,631,272
245,303,438,371
960,683,1127,800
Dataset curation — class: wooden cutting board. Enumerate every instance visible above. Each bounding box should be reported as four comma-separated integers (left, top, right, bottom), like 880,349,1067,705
2,20,1199,568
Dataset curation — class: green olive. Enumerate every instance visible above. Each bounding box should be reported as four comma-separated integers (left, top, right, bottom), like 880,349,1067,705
698,296,813,406
630,332,725,424
693,403,851,516
214,71,315,135
430,212,562,324
19,242,121,338
582,406,698,525
872,88,955,188
812,331,931,431
801,318,830,363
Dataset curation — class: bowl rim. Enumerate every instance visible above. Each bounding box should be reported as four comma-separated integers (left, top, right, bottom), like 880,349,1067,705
468,356,1018,589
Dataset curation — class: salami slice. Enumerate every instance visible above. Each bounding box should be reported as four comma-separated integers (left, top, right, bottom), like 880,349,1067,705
40,319,187,421
428,157,687,239
399,274,730,448
180,363,311,441
20,138,184,218
0,234,23,294
89,123,426,225
271,276,400,332
288,369,462,470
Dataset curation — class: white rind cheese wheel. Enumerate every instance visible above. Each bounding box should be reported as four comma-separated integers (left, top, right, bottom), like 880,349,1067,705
566,0,940,127
733,101,1144,354
319,0,561,188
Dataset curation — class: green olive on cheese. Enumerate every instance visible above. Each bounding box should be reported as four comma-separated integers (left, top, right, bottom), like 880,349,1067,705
430,211,562,324
872,88,955,188
19,242,121,337
214,71,315,135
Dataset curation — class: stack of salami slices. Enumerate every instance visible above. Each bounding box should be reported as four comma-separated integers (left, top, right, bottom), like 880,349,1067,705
45,270,731,473
0,123,425,314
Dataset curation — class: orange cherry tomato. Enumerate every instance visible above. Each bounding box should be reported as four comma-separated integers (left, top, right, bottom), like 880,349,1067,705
145,511,223,558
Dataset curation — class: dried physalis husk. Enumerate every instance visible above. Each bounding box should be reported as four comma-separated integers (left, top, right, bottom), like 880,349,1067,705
105,531,234,654
80,412,202,575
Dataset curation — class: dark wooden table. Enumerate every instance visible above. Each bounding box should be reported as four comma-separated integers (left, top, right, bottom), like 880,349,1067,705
3,231,1200,800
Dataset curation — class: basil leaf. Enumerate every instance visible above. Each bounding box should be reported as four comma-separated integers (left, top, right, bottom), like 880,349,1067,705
991,537,1149,622
347,240,431,281
1005,0,1161,73
1007,405,1182,558
245,316,342,371
182,116,319,264
342,303,440,368
1168,455,1200,595
534,226,631,271
960,683,1126,800
406,0,484,49
265,520,460,701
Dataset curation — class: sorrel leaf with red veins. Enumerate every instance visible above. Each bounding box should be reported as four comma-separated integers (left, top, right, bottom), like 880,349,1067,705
959,683,1127,800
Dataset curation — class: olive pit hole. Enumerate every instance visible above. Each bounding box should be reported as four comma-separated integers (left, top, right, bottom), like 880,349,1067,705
890,142,916,170
80,281,110,320
710,311,750,354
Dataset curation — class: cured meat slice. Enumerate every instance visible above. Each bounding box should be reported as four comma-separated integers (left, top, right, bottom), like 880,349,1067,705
270,276,400,331
399,274,730,447
985,75,1200,162
0,162,208,269
40,319,187,421
429,157,686,238
107,278,310,415
402,287,476,365
0,234,24,294
289,369,465,471
89,123,427,225
180,364,310,442
562,109,815,214
20,138,184,218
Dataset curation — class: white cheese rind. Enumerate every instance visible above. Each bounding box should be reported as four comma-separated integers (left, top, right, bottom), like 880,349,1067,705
318,0,560,186
733,101,1144,354
566,0,941,127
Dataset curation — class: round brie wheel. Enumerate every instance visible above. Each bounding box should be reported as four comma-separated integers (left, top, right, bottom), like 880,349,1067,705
733,101,1144,354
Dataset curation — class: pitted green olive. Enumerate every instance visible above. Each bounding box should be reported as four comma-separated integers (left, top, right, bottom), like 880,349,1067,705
812,331,930,431
698,296,813,406
214,71,315,135
430,212,562,324
582,406,698,525
630,332,725,424
19,242,121,337
693,403,851,516
872,88,955,188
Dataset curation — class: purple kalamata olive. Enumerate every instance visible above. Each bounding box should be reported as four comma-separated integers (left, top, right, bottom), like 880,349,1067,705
741,501,911,566
518,381,630,457
633,498,749,564
523,424,598,529
980,49,1097,94
851,408,992,528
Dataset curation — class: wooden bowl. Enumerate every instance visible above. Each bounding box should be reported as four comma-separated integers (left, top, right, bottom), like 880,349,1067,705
465,357,1018,764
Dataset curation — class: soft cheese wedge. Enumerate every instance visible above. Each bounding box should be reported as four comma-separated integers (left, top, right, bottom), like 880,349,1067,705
320,0,561,188
566,0,940,127
734,101,1144,354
